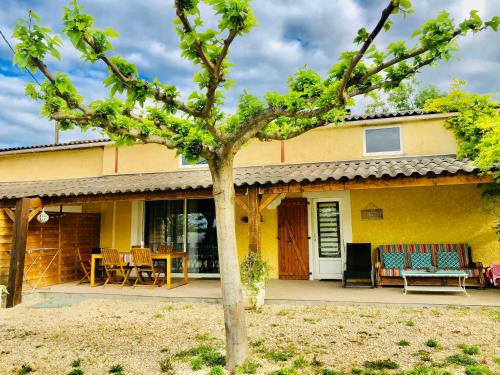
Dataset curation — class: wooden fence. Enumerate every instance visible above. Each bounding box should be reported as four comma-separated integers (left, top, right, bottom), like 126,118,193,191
0,210,100,288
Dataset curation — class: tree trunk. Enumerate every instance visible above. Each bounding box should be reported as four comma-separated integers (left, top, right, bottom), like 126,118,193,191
210,155,248,371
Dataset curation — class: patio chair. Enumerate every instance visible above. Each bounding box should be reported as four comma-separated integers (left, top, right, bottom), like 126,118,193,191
101,248,133,287
77,248,103,284
131,247,161,287
342,243,374,288
485,264,500,287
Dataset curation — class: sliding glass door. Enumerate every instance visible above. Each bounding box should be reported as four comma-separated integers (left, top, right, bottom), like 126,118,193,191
145,199,219,275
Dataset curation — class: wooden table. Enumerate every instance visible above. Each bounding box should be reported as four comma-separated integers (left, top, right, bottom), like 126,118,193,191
90,252,188,289
401,270,468,296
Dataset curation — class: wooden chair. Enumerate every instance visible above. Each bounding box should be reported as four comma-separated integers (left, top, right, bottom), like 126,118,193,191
101,248,133,287
77,248,104,285
131,248,161,287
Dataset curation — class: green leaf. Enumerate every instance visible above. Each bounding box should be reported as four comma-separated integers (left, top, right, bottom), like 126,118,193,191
105,27,119,38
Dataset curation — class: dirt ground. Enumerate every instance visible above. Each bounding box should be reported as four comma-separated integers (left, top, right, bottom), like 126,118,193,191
0,295,498,374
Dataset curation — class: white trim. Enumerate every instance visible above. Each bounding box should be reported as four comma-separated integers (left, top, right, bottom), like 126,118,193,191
363,125,403,157
303,191,352,280
178,156,209,169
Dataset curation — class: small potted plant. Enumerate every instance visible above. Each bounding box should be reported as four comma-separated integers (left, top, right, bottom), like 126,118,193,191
240,251,269,309
0,285,8,308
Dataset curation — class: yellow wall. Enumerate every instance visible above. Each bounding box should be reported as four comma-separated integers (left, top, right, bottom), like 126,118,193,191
0,116,460,181
351,184,499,265
235,195,279,279
0,148,104,182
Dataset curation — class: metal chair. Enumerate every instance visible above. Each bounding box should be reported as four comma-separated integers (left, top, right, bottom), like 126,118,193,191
131,248,161,287
101,248,133,287
342,243,374,288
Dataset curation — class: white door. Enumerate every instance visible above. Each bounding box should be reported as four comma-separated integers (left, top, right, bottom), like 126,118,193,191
312,199,343,279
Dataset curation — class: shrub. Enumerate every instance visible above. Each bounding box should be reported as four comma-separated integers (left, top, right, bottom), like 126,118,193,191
458,344,480,355
363,359,399,370
399,339,411,346
236,361,261,374
71,359,82,368
465,365,494,375
446,354,478,366
208,366,225,375
425,339,439,348
240,251,269,294
108,364,124,374
17,364,34,375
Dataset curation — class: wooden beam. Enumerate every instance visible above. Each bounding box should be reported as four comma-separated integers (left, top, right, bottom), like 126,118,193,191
28,207,42,223
6,198,31,308
248,186,261,253
235,196,249,214
29,197,42,208
2,208,15,222
259,194,280,212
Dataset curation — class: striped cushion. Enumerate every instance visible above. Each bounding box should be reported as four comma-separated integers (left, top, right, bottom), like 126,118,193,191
379,268,404,277
437,252,461,269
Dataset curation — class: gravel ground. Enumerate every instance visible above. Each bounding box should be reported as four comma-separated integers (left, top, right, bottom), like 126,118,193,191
0,295,499,375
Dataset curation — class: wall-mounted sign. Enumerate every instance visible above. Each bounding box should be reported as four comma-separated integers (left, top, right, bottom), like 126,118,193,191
361,202,383,220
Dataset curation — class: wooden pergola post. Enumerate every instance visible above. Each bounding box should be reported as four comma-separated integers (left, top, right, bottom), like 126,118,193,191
6,198,31,308
247,186,261,252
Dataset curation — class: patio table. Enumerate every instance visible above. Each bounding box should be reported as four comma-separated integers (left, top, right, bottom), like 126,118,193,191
90,252,188,289
401,270,468,296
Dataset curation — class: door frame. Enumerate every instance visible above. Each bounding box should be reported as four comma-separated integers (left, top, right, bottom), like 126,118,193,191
304,191,352,280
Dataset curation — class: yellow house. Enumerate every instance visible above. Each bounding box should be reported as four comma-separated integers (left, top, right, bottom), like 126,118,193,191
0,110,498,291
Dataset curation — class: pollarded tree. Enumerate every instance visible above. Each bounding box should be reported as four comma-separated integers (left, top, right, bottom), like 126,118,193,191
11,0,498,370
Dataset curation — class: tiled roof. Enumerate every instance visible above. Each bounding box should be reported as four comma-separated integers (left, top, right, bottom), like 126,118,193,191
0,110,442,154
0,156,478,199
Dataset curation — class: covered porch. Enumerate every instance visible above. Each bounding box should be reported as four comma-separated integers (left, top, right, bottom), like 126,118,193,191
1,156,498,308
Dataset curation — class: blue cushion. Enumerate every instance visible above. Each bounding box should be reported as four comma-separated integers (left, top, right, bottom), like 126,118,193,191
382,252,405,269
411,252,433,269
437,252,461,269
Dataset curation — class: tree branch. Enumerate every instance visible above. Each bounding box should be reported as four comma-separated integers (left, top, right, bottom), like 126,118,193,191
338,0,397,102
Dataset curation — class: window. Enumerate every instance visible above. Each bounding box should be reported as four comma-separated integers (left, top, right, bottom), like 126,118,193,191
364,126,402,156
144,199,219,274
179,155,208,168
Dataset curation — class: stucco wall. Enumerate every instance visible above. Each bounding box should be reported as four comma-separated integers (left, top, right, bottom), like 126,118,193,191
351,184,499,265
0,148,104,182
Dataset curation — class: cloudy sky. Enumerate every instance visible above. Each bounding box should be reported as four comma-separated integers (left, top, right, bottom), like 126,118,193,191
0,0,499,148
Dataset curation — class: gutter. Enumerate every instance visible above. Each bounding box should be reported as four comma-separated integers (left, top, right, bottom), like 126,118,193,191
340,112,456,127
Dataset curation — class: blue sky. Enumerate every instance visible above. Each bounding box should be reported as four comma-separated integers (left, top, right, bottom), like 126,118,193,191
0,0,499,148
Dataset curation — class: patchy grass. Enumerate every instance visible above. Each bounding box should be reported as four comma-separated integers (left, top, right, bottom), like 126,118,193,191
175,345,225,371
363,359,399,370
465,365,494,375
108,364,124,375
236,360,261,374
208,366,225,375
458,344,480,355
406,320,415,327
67,370,84,375
17,363,34,375
159,357,174,373
399,339,411,347
425,339,439,348
446,354,478,366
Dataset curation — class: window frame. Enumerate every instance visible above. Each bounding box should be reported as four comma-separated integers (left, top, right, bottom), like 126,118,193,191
363,125,403,157
178,155,209,168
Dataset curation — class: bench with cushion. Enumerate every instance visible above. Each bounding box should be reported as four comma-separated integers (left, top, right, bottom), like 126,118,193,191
375,243,484,287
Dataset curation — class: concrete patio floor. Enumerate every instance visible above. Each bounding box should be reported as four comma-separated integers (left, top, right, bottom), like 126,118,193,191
34,279,500,307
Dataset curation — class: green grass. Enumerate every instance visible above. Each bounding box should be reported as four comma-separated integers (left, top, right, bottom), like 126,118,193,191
321,369,345,375
399,366,452,375
71,359,82,368
292,358,307,368
208,366,225,375
464,365,494,375
17,364,34,375
175,345,225,370
271,368,296,375
406,320,415,327
446,354,478,366
236,361,261,374
363,359,399,370
425,339,439,348
251,339,264,348
398,339,411,346
458,344,480,355
67,370,84,375
108,364,124,374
